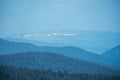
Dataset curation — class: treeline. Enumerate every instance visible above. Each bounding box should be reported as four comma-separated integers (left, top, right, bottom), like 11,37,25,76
0,65,120,80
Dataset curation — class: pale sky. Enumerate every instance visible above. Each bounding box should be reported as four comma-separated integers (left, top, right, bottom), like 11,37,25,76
0,0,120,37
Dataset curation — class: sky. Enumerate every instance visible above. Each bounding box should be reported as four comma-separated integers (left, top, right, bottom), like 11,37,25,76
0,0,120,53
0,0,120,37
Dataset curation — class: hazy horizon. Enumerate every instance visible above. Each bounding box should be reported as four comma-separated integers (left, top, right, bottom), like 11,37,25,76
0,0,120,54
0,0,120,36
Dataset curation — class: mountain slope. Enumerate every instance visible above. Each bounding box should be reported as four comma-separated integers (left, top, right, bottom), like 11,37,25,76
0,38,120,70
38,46,120,70
0,38,40,54
102,45,120,62
0,52,119,75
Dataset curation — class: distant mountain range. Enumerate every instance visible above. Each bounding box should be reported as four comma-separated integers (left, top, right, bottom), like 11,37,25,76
0,38,120,71
5,37,70,47
6,30,120,53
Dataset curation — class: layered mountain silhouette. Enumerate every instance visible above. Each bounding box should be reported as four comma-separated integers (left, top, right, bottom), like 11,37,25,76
0,38,120,71
0,52,119,75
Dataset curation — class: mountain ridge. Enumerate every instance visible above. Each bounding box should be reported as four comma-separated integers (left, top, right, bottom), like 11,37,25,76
0,38,120,70
0,52,119,75
102,45,120,63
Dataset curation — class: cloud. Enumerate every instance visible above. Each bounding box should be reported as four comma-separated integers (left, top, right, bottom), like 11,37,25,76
10,32,80,39
24,34,32,38
63,33,75,36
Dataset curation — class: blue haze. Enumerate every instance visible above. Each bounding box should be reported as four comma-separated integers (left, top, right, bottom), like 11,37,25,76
0,0,120,53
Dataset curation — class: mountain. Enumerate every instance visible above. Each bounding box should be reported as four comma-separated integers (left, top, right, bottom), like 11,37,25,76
5,37,69,47
0,52,119,75
1,65,120,80
0,38,120,70
38,46,120,70
6,31,120,53
102,45,120,63
0,38,40,54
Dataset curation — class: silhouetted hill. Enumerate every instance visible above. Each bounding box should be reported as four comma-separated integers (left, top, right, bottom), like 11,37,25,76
102,45,120,63
5,37,69,47
0,38,120,70
0,65,120,80
0,38,40,54
0,52,120,76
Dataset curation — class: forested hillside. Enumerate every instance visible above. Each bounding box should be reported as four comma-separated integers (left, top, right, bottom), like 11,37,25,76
0,65,120,80
0,52,119,76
